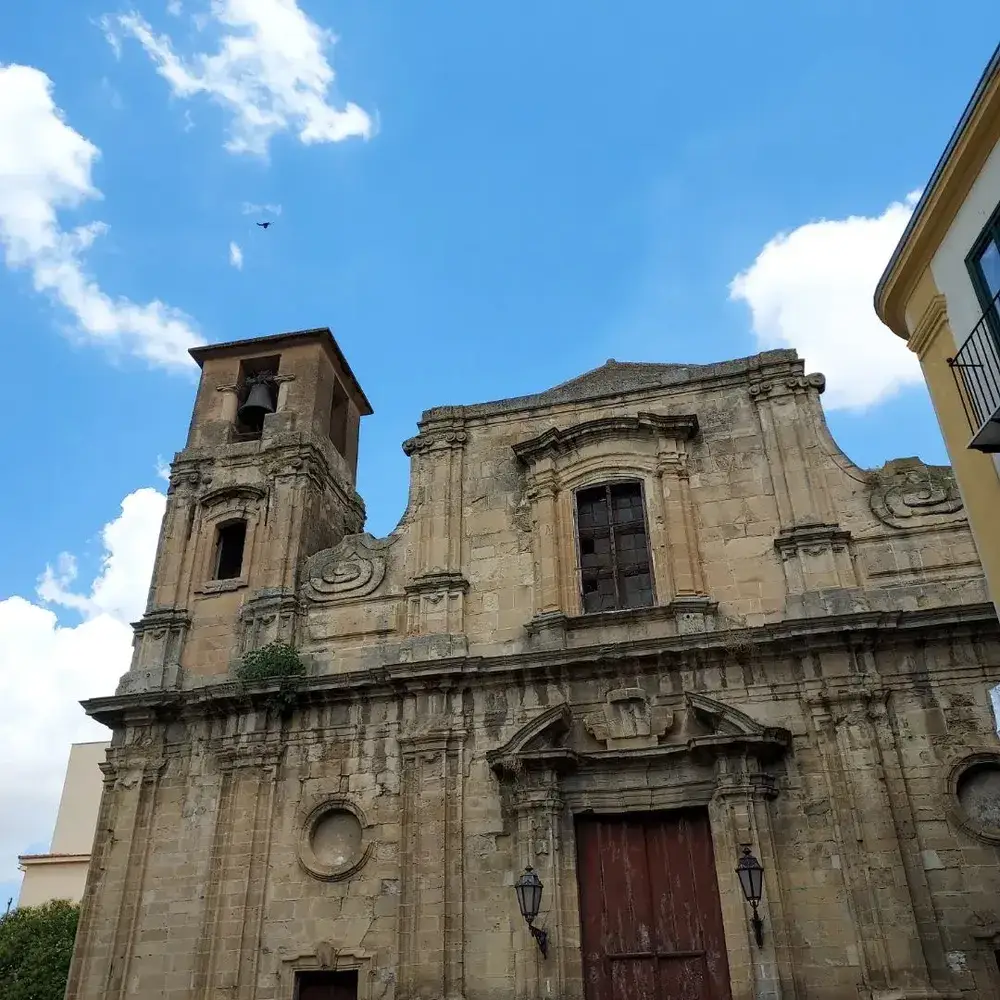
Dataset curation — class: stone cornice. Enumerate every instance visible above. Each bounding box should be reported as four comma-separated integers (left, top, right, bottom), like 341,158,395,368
81,602,999,728
513,412,699,466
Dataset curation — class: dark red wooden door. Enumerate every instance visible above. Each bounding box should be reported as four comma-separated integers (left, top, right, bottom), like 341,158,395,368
576,810,732,1000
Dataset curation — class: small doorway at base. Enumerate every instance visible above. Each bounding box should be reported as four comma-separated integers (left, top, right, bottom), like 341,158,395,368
576,808,732,1000
295,970,358,1000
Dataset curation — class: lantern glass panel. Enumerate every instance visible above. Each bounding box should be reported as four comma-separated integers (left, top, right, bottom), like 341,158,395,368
515,868,543,921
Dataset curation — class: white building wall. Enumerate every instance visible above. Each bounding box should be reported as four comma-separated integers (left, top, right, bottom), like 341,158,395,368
930,133,1000,342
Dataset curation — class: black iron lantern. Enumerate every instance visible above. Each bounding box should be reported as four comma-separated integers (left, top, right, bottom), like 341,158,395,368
514,866,548,958
736,847,765,947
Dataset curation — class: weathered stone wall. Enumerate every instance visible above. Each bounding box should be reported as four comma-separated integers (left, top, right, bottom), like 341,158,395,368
73,335,1000,1000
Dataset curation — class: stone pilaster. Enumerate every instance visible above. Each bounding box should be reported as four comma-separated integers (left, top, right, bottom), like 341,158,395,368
238,590,303,654
807,685,947,999
509,772,567,1000
709,759,794,1000
397,729,466,1000
98,741,167,1000
749,373,831,529
656,442,706,597
402,411,470,643
118,608,191,694
197,739,284,999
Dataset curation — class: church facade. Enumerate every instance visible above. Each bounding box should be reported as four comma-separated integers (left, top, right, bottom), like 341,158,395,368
68,328,1000,1000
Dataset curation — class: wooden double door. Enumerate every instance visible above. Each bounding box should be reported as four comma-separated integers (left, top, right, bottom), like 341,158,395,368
576,809,732,1000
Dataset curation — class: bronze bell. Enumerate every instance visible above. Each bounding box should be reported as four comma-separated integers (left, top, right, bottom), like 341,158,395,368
237,379,276,424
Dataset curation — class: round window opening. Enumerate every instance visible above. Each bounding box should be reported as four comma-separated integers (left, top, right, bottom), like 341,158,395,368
311,810,363,868
299,802,372,882
956,760,1000,836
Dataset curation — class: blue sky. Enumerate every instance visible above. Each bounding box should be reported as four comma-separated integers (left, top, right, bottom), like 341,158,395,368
0,0,996,901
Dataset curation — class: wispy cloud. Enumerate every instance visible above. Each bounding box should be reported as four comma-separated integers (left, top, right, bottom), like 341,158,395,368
729,192,923,411
102,0,373,156
228,240,243,270
242,201,281,217
0,63,202,370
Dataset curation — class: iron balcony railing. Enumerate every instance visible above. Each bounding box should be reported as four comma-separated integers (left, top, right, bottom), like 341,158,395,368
948,289,1000,452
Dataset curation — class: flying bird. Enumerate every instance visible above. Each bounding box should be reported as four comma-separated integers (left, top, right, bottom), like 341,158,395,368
256,221,272,229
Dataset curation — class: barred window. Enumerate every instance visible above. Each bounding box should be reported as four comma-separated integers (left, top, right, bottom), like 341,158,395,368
576,481,654,613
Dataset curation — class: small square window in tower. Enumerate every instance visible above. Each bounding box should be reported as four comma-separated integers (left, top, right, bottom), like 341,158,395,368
576,481,654,613
295,970,358,1000
234,355,280,440
214,521,247,580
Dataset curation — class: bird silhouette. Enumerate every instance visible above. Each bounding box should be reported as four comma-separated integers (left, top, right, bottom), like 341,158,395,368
256,221,272,229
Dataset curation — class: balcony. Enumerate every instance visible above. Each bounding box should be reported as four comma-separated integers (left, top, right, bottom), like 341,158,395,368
948,290,1000,452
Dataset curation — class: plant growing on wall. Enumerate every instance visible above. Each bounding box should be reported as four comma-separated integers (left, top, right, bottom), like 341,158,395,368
234,641,306,713
0,899,80,1000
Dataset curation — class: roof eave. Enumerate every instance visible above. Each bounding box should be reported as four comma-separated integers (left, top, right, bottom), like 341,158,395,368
875,43,1000,339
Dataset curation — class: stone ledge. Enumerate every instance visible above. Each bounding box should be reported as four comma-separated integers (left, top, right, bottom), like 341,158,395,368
81,602,1000,728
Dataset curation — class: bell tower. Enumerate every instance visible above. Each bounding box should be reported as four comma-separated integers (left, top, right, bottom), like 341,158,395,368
120,327,373,693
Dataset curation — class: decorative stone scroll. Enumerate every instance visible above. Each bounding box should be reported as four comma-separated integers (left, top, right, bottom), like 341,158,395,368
302,532,393,602
583,687,675,749
868,457,964,529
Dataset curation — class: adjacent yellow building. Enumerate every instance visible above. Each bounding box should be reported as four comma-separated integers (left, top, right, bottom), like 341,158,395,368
17,741,108,908
876,43,1000,616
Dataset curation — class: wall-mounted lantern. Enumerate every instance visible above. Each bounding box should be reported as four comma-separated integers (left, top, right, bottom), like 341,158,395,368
736,847,765,947
514,866,549,959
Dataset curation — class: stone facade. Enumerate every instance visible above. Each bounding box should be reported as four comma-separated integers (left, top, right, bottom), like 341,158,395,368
69,328,1000,1000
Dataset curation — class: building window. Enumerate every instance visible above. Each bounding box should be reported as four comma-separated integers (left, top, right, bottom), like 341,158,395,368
576,481,654,613
295,970,358,1000
328,378,349,456
968,204,1000,311
214,520,247,580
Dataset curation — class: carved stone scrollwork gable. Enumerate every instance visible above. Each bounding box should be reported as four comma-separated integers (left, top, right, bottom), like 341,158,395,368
489,695,793,1000
277,947,376,1000
302,532,394,603
512,411,709,625
867,458,965,529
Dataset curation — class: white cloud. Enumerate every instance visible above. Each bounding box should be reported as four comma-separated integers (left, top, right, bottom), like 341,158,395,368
242,201,282,217
0,488,165,888
0,64,203,370
229,240,243,269
104,0,373,156
166,0,182,15
730,192,923,410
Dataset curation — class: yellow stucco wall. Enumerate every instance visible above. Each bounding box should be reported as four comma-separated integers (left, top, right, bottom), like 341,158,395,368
906,267,1000,615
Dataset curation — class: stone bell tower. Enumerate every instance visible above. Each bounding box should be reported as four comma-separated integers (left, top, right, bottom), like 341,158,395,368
120,328,373,693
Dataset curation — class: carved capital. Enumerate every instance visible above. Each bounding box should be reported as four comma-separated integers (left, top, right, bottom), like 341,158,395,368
402,427,468,456
749,372,825,401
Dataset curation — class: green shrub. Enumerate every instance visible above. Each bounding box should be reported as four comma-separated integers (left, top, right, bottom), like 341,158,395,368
0,899,80,1000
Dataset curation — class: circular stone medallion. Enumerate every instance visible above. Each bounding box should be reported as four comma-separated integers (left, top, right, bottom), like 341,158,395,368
950,752,1000,845
298,800,373,882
